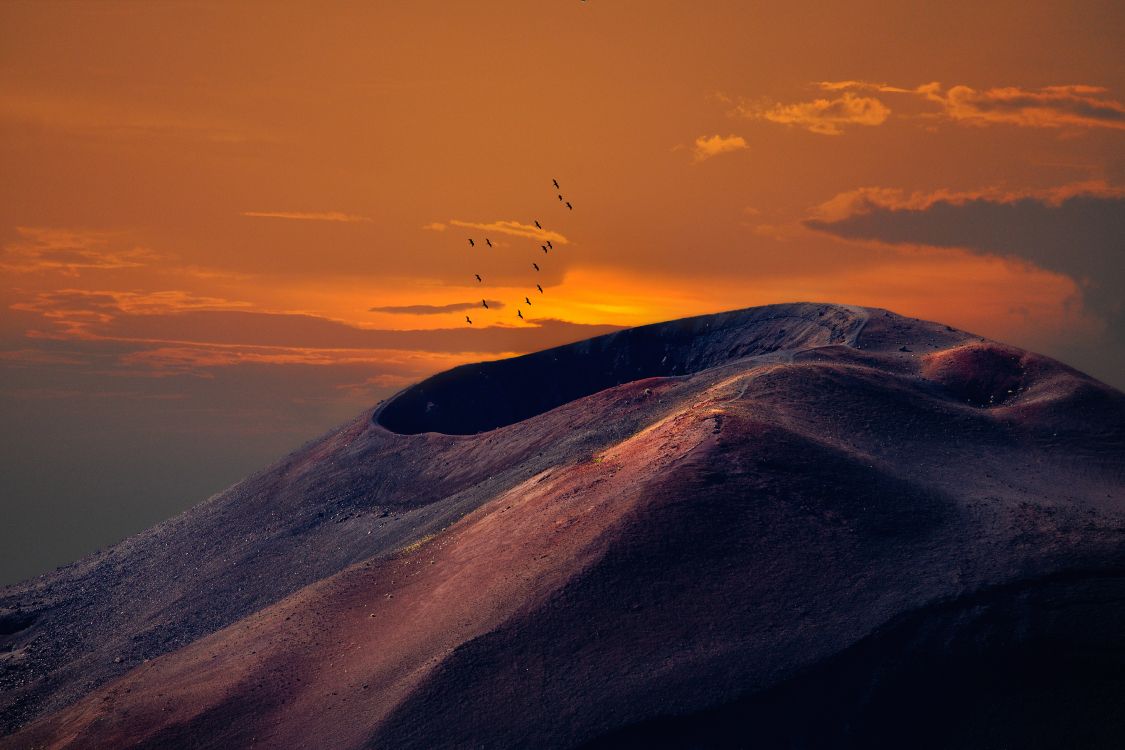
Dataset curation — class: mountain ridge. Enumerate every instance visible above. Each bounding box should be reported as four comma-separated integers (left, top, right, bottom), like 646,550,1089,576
2,302,1122,748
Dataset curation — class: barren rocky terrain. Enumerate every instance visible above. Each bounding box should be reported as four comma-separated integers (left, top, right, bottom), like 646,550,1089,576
2,303,1122,748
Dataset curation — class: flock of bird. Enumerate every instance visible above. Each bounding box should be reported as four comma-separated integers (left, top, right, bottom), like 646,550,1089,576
463,178,574,325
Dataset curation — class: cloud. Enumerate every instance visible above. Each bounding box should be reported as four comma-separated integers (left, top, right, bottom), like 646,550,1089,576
421,222,447,232
805,182,1125,347
918,83,1125,130
94,311,619,355
11,289,254,337
807,181,1125,222
370,301,506,314
692,134,748,162
815,81,914,94
8,289,621,359
448,219,568,245
240,211,373,223
737,92,891,135
813,80,1125,131
1,227,162,275
1,227,255,284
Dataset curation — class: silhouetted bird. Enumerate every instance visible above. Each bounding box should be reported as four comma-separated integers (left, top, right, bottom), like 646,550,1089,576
468,238,475,247
534,220,542,229
525,297,532,305
474,274,481,282
486,238,493,248
546,241,553,250
465,316,472,324
558,194,563,201
542,245,548,253
517,309,524,319
536,284,544,293
566,202,572,210
533,263,539,271
481,299,489,309
552,179,559,188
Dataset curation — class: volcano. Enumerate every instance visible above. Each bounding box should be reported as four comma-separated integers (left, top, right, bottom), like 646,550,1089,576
2,303,1123,749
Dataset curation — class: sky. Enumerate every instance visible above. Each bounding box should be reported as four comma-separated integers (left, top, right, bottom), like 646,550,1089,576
1,0,1123,585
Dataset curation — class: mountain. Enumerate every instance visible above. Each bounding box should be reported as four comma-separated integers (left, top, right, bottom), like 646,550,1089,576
2,303,1123,749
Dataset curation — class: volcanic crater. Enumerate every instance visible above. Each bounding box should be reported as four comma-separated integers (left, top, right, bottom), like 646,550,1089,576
376,304,865,435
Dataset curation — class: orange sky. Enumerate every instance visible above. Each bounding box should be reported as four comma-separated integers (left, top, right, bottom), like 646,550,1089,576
1,0,1123,583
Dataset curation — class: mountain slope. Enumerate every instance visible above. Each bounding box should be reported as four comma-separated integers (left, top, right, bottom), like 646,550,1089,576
2,303,1123,748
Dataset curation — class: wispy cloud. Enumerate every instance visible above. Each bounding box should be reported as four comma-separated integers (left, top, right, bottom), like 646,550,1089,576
1,227,162,275
813,80,1125,131
918,83,1125,130
807,180,1125,222
240,211,373,223
448,219,568,245
692,134,748,162
8,291,621,360
735,91,890,135
815,80,913,94
370,301,506,314
11,289,254,337
421,222,447,232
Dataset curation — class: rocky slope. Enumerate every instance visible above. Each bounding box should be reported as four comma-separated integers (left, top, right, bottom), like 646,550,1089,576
2,303,1122,748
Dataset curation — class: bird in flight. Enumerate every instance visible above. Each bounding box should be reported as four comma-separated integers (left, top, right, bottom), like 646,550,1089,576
546,240,553,250
517,309,524,319
468,238,475,247
542,245,548,253
557,194,563,201
552,179,560,189
486,238,493,248
481,299,489,309
465,316,472,324
474,274,481,282
525,296,532,305
534,220,542,229
532,262,539,271
566,201,573,210
536,283,544,293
